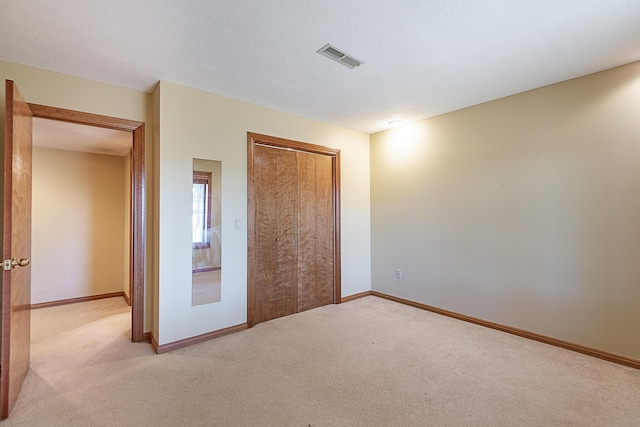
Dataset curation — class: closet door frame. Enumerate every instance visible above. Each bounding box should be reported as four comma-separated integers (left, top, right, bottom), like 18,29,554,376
247,132,341,328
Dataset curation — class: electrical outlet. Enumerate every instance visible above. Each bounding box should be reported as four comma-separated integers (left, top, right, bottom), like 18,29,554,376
395,269,402,280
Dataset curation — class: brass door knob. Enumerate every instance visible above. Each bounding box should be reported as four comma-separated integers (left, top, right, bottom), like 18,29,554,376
3,258,30,271
12,258,30,268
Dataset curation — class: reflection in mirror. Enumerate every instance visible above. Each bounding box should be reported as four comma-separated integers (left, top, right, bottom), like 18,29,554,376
192,159,222,305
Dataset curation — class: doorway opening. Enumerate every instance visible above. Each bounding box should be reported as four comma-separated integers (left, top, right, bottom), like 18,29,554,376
27,103,145,342
31,119,130,310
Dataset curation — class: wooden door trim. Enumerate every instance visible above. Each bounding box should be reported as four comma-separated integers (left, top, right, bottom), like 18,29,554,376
27,104,143,131
333,152,342,303
27,103,146,342
247,132,341,328
249,132,340,156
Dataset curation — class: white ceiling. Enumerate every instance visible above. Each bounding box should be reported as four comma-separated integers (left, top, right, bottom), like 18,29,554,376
2,1,640,134
33,118,132,156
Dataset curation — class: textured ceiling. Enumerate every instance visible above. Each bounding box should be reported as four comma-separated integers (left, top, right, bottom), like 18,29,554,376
2,1,640,134
33,118,132,156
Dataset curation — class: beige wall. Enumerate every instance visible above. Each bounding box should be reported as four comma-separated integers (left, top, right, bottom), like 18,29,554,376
0,60,153,330
155,81,371,345
370,61,640,359
31,147,125,303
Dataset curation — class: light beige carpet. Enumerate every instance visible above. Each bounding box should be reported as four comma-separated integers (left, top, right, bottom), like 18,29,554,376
5,296,640,426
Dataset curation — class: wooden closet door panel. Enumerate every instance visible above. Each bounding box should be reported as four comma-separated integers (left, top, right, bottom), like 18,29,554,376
274,148,299,316
254,146,298,323
297,151,317,312
314,154,335,306
254,146,277,323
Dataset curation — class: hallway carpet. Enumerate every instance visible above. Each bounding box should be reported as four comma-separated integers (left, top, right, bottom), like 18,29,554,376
5,296,640,426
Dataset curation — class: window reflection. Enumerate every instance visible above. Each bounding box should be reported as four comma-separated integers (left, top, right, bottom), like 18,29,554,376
192,159,222,306
192,171,211,249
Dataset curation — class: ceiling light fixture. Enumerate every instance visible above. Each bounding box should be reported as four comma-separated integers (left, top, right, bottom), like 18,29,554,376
388,120,405,127
317,44,364,69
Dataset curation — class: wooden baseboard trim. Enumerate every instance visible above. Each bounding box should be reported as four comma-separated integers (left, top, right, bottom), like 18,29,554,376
341,291,373,303
192,267,221,273
123,292,131,306
154,323,248,354
371,291,640,370
30,292,127,310
150,333,159,353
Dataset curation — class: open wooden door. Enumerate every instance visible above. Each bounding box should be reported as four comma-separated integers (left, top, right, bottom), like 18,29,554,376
1,80,33,419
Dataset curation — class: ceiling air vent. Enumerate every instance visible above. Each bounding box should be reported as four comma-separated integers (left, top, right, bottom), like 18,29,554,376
317,44,364,69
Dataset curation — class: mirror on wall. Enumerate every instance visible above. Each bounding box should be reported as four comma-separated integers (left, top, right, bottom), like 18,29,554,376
192,158,222,306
